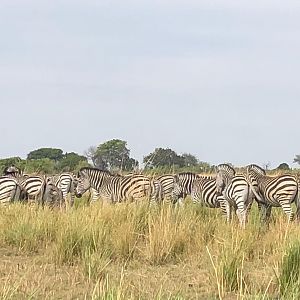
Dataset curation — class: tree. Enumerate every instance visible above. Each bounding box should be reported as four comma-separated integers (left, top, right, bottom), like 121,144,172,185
27,148,64,161
277,162,290,170
94,139,137,171
0,157,23,174
57,152,88,172
85,146,107,169
294,155,300,165
24,158,56,174
143,148,185,169
182,153,198,167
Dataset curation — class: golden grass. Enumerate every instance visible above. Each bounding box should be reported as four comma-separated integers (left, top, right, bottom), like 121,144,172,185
0,199,299,299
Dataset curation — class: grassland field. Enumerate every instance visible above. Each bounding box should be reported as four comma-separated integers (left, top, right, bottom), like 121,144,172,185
1,196,300,300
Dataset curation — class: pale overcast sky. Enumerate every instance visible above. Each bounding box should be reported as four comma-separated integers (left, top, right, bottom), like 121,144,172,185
1,0,300,168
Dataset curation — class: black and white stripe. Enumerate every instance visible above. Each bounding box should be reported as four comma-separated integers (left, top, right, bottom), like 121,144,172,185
50,173,77,207
246,164,299,222
173,172,214,205
18,175,63,207
191,175,226,211
216,164,253,227
173,172,200,205
154,174,175,203
0,176,26,204
76,168,157,203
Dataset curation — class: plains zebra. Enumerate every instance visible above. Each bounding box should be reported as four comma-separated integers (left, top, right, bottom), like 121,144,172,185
154,174,175,203
19,175,63,207
3,165,22,178
246,164,299,223
216,164,253,227
0,176,26,204
88,188,101,203
75,168,158,203
191,175,226,213
49,173,77,207
173,172,214,205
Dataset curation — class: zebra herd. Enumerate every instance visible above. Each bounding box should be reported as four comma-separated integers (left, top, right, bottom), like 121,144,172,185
1,164,300,227
0,166,77,207
75,165,300,227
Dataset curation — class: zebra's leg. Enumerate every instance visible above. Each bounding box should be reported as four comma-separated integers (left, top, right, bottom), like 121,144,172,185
259,203,272,225
236,203,247,229
236,190,252,228
220,197,231,223
279,199,294,222
70,192,75,207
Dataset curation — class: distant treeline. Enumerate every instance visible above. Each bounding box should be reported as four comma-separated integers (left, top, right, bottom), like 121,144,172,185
0,139,297,175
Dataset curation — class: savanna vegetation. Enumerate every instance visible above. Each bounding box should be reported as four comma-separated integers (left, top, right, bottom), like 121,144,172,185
1,197,300,299
2,139,300,299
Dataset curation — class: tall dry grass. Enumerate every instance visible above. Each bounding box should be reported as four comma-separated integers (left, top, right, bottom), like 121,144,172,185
0,198,299,299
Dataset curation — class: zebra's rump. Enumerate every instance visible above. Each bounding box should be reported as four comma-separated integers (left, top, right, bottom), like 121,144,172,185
118,175,151,201
0,177,20,203
263,176,298,205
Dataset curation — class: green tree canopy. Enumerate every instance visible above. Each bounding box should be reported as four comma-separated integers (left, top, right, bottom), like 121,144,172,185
24,158,56,174
294,155,300,165
143,148,185,169
277,162,290,170
0,157,23,174
91,139,138,171
57,152,88,172
182,153,198,167
27,148,64,161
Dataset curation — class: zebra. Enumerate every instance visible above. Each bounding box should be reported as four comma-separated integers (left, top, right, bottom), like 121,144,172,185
191,175,226,211
152,174,175,203
246,164,299,223
75,167,158,203
19,175,63,207
3,165,22,178
49,173,77,207
173,172,214,205
216,164,253,227
0,176,27,204
87,188,101,203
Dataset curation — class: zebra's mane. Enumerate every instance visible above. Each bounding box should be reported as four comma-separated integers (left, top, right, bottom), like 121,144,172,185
79,167,121,177
177,172,197,176
217,164,236,176
247,164,266,175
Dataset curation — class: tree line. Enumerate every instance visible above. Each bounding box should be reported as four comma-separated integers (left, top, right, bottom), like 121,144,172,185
0,139,296,174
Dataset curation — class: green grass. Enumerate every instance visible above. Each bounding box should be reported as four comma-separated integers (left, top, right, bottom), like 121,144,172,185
0,198,299,299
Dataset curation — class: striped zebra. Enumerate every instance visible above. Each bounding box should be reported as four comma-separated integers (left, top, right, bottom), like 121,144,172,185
246,164,299,223
3,165,22,178
0,176,27,204
191,176,227,214
216,164,253,227
49,173,77,207
88,188,101,203
75,167,158,203
19,175,63,207
153,174,175,203
173,172,214,205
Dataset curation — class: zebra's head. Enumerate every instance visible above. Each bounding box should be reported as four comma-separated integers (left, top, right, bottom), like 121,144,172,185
246,164,265,188
247,164,266,176
215,164,235,195
172,173,197,202
75,169,91,198
172,174,183,201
